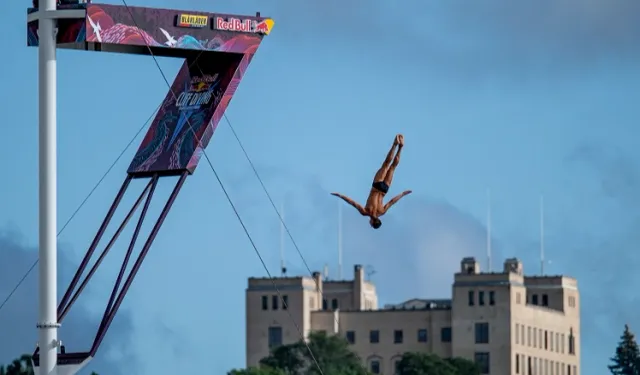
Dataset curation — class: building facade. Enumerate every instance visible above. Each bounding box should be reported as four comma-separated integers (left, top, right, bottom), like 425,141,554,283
245,257,580,375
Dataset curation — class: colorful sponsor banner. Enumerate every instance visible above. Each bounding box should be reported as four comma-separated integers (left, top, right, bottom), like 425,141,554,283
176,14,208,28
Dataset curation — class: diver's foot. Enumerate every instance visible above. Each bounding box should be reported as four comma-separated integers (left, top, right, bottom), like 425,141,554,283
397,134,404,147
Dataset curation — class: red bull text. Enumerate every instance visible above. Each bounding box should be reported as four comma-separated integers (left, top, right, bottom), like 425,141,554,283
215,17,269,34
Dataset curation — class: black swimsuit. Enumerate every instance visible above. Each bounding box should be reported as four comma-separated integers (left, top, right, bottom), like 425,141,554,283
372,181,389,194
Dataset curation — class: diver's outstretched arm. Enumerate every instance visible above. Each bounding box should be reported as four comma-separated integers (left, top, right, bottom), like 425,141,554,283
383,190,412,213
331,193,367,216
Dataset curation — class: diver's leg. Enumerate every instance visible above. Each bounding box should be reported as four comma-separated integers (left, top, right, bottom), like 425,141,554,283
373,136,399,181
383,144,402,186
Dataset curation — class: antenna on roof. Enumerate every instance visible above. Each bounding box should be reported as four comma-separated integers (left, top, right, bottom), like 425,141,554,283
338,200,343,280
486,188,492,272
365,265,376,281
540,195,545,275
280,201,286,276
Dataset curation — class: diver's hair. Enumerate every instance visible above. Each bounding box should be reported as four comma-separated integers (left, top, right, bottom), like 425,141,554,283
371,218,382,229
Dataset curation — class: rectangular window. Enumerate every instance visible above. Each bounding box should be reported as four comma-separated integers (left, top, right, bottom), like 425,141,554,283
489,291,495,305
516,323,520,344
272,295,279,310
346,331,355,344
468,290,475,306
322,299,327,310
527,327,532,346
528,357,532,375
545,359,549,375
370,330,379,343
567,364,571,375
569,331,575,355
545,330,548,350
261,295,268,310
551,361,555,375
331,298,339,310
542,294,549,306
370,360,380,374
539,330,543,349
550,331,554,351
479,291,485,305
556,362,559,375
561,334,565,353
268,326,283,348
282,295,289,310
441,327,452,342
533,328,537,347
474,352,490,374
556,333,560,352
394,330,403,344
516,353,520,374
532,294,539,305
521,325,525,345
475,322,490,344
417,329,428,343
573,366,577,375
517,292,522,304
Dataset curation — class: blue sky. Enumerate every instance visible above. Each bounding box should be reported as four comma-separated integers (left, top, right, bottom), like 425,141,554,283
0,0,639,374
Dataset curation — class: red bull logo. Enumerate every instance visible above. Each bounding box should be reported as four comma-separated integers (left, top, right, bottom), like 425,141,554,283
214,17,274,35
190,82,210,92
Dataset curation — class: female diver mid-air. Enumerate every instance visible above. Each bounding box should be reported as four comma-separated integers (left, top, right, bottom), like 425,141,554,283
331,134,412,229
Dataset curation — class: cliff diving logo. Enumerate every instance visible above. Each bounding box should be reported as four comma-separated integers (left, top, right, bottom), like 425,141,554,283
214,17,274,35
167,73,220,149
175,74,219,111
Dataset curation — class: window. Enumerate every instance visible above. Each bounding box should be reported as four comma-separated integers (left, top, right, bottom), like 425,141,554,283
555,333,560,352
370,330,380,343
441,327,452,342
521,325,525,345
561,334,565,353
370,360,380,374
527,327,532,346
394,360,401,375
322,299,327,310
555,362,559,375
272,295,279,310
268,326,283,348
282,295,289,310
479,291,485,306
417,329,428,343
394,330,403,344
567,364,571,375
545,359,549,375
474,352,490,374
542,294,549,306
516,323,520,344
533,328,537,347
516,353,520,374
331,298,339,310
346,331,355,344
475,322,490,344
545,331,548,350
532,294,539,305
573,365,577,375
261,296,268,310
517,292,522,304
568,329,575,355
550,331,554,351
489,291,495,305
551,361,555,375
468,290,475,306
528,356,532,375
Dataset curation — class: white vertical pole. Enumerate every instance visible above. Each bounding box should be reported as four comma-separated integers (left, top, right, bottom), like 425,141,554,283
338,201,342,280
38,0,59,374
486,189,492,272
540,195,545,275
280,202,285,276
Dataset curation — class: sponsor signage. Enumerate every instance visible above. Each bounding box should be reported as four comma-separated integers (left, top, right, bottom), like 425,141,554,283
176,14,208,28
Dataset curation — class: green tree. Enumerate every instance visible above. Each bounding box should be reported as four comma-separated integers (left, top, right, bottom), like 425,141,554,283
0,355,98,375
259,331,369,375
228,367,287,375
609,324,640,375
446,357,481,375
